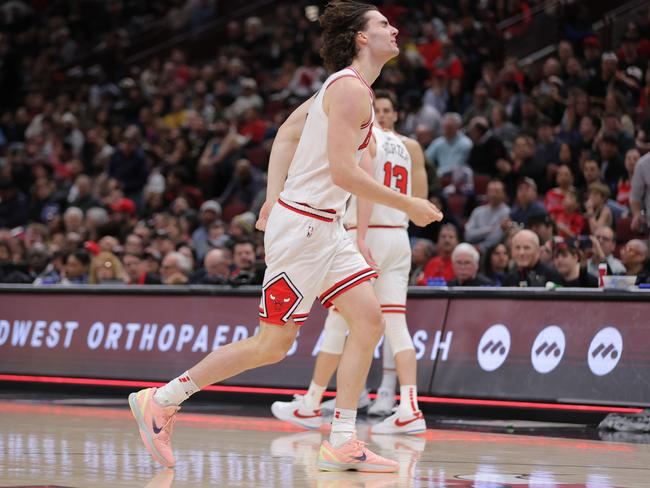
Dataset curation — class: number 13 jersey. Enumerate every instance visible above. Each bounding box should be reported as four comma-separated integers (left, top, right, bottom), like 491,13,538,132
344,127,412,228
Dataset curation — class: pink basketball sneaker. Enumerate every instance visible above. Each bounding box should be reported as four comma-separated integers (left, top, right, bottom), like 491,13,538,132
128,388,179,467
316,435,398,473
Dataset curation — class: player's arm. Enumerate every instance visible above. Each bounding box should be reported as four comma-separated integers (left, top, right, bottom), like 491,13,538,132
326,79,442,227
256,95,314,231
403,137,427,199
356,137,378,270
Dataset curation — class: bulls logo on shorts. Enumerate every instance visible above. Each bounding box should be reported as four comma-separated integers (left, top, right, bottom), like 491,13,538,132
259,272,303,324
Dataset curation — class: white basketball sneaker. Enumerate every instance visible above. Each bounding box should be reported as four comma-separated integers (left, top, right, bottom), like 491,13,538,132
367,388,396,417
319,388,371,415
271,395,323,429
371,411,426,435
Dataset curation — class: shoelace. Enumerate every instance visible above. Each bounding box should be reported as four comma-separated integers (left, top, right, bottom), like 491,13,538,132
157,408,180,444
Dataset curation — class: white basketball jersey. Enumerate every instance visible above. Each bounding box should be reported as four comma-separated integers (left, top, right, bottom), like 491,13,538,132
344,128,411,228
280,67,374,216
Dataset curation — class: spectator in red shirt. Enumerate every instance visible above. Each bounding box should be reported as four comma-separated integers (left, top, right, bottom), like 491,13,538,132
417,223,459,285
544,164,575,214
551,188,585,238
417,23,442,72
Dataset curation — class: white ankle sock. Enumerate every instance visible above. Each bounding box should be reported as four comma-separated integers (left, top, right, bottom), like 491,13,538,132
330,407,357,448
154,371,200,407
398,385,419,416
304,381,326,410
378,368,397,394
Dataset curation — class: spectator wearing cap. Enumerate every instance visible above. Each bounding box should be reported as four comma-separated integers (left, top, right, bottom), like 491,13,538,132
527,212,557,245
587,226,626,278
192,200,222,261
503,229,561,287
630,150,650,234
191,248,231,285
448,243,494,287
585,182,613,233
586,52,618,103
160,251,192,285
551,236,598,287
107,125,148,203
417,223,459,285
467,116,507,176
601,108,635,154
465,180,510,252
583,36,602,78
110,197,137,217
425,113,473,178
508,177,547,227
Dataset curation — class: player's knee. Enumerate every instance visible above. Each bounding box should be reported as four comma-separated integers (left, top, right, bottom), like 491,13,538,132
253,331,294,365
362,308,385,343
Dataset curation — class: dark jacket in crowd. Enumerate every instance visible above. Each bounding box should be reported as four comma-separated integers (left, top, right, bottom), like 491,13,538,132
503,260,562,287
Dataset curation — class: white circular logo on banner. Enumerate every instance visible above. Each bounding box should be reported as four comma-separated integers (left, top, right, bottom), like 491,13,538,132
477,324,511,372
530,325,565,374
588,327,623,376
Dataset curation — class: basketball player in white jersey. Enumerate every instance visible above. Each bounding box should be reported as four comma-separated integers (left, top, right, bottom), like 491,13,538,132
127,1,441,473
271,90,428,435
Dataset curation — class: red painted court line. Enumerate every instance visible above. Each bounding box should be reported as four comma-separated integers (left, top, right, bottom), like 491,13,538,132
0,374,642,414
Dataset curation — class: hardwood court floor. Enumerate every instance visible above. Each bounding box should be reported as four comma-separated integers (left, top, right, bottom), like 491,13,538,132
0,400,648,487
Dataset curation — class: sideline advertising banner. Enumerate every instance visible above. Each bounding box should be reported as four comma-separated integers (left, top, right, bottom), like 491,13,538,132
0,292,448,392
433,298,650,406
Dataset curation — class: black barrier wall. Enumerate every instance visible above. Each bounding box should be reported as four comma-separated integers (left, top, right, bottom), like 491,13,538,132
0,285,649,407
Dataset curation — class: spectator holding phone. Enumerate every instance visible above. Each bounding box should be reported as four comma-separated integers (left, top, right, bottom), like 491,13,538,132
586,226,626,277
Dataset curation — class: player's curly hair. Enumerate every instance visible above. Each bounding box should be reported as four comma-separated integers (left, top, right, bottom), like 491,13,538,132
319,1,377,73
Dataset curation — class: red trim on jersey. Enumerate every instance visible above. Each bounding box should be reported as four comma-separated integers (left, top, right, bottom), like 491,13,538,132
325,74,359,91
381,303,406,308
345,225,407,230
278,199,334,222
349,66,373,92
299,202,336,214
259,316,307,327
319,268,378,307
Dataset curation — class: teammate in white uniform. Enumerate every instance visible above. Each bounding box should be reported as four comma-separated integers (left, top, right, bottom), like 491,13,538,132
271,90,428,435
127,1,441,473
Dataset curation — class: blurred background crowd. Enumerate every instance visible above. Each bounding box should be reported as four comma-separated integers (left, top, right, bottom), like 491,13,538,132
0,0,649,288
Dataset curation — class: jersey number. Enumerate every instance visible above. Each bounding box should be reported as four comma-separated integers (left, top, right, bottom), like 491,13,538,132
383,162,408,194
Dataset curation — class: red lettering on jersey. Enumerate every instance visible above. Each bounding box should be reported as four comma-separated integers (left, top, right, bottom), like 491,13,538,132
358,125,373,151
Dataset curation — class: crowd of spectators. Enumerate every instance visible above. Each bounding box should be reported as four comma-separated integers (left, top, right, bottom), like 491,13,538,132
0,1,649,288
